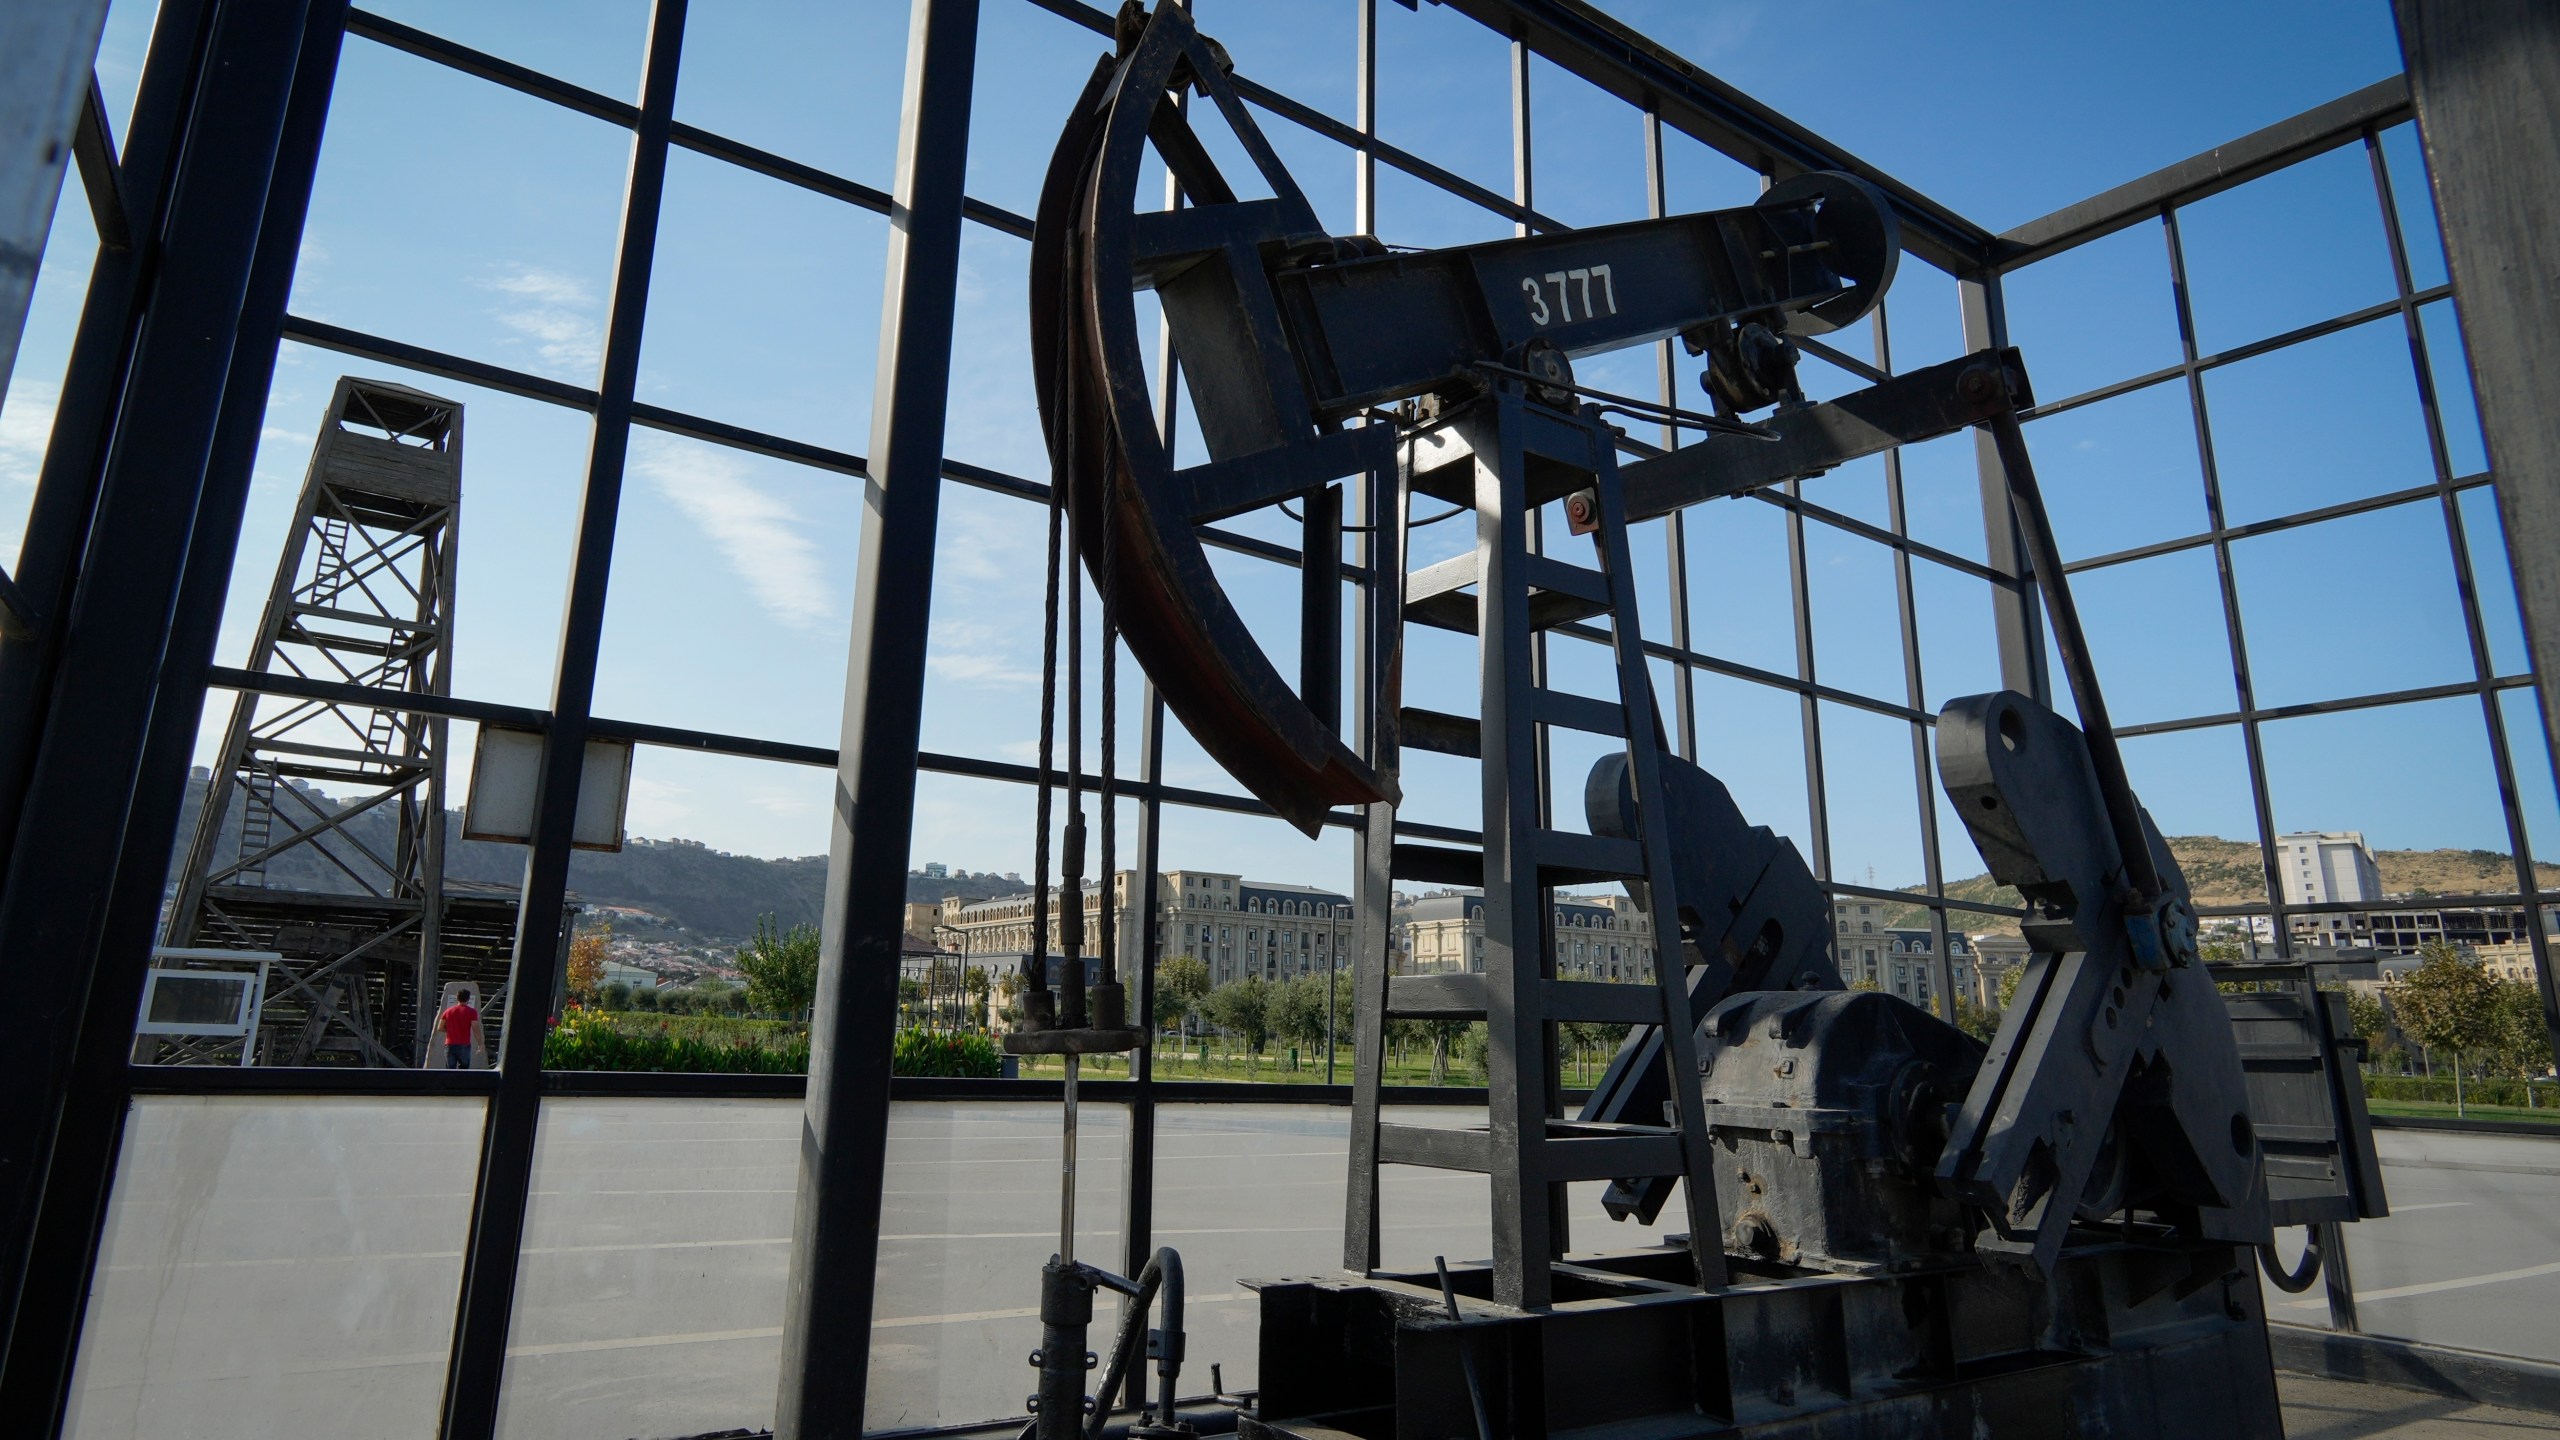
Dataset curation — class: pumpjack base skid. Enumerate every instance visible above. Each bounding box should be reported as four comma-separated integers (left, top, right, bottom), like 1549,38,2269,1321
1240,1238,2279,1440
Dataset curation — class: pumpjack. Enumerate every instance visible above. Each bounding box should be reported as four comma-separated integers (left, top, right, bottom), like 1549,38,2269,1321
1006,6,2386,1437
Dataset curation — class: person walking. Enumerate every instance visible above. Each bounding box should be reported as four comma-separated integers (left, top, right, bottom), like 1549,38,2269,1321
437,989,480,1069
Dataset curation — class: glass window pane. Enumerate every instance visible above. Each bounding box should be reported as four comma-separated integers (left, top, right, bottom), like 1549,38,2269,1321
636,151,890,456
1803,522,1906,705
292,42,630,389
2203,316,2432,526
2177,144,2397,356
674,2,907,190
2028,379,2208,562
67,1098,483,1440
2116,724,2264,859
1896,430,1990,567
1696,672,1810,857
2051,547,2235,727
2260,697,2507,852
497,1098,801,1438
2458,485,2529,679
2230,502,2472,712
1683,495,1797,678
2498,688,2560,868
2323,1131,2560,1365
594,436,861,750
2003,219,2182,404
1910,559,2004,714
2420,299,2487,478
868,1100,1129,1431
358,0,648,102
2378,122,2448,294
1818,701,1923,892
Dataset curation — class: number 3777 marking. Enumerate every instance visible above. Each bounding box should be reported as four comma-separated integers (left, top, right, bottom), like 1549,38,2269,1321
1519,264,1617,328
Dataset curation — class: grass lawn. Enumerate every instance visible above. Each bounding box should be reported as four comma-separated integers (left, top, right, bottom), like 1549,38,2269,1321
1012,1044,1625,1089
2366,1097,2560,1125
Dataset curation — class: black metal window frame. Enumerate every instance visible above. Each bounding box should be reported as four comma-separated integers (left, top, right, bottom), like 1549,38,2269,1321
2,0,2553,1435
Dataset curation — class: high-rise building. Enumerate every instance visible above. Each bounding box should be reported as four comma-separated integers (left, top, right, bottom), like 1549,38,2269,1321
2276,831,2382,945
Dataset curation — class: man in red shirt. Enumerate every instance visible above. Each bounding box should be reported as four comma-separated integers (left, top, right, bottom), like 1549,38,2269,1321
437,989,480,1069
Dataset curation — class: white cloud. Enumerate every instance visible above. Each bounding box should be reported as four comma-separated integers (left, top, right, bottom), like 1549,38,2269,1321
0,377,58,494
632,437,836,631
480,264,602,371
926,616,1036,689
623,774,694,833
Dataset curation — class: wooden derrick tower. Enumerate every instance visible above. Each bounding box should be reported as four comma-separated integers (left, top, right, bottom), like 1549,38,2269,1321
158,377,518,1066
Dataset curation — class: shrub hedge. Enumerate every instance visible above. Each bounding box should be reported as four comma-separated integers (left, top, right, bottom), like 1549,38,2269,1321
2363,1072,2555,1109
545,1009,1002,1078
892,1028,1002,1078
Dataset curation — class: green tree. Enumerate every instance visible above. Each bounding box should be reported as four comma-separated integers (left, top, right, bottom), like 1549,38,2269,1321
1155,956,1212,1037
1205,976,1273,1068
2340,987,2389,1071
1419,1018,1470,1086
962,965,992,1030
566,923,610,1003
736,914,822,1019
1951,992,2000,1043
2389,942,2501,1114
1270,975,1329,1069
1997,963,2028,1010
2490,979,2554,1081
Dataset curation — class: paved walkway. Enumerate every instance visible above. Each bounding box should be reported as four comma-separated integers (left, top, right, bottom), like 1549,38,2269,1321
2280,1374,2560,1438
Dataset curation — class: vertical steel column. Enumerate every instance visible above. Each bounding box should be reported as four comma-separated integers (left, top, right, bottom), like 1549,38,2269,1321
0,0,212,894
1508,34,1532,239
1783,468,1829,879
1353,0,1376,238
437,6,686,1435
1874,303,1960,1017
0,2,340,1428
0,0,316,1407
1957,276,2049,705
0,0,112,396
775,2,978,1433
1121,691,1166,1279
1645,107,1697,763
1124,165,1186,1275
1470,396,1559,1309
2364,118,2560,1092
2160,209,2295,963
2394,0,2560,1069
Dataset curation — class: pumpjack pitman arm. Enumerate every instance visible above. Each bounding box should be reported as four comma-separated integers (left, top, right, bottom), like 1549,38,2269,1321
1934,692,2270,1270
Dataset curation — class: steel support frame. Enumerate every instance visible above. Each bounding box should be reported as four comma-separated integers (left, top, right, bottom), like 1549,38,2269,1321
436,4,689,1435
775,2,979,1434
4,0,2556,1431
2393,0,2560,1077
0,1,343,1429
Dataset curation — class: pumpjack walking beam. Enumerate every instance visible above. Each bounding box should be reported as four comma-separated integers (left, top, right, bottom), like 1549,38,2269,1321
1345,387,1725,1309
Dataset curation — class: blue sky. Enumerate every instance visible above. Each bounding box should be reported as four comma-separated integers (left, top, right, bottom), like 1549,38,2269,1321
2,0,2553,903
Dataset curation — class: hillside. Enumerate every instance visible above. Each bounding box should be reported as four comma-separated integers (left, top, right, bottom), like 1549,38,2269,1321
166,771,1028,943
1888,835,2560,936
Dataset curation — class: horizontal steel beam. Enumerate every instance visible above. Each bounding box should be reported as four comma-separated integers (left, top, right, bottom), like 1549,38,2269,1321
1997,76,2412,268
1431,0,1997,273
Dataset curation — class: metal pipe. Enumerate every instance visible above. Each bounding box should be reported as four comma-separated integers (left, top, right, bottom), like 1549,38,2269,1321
1984,411,2164,907
1062,1052,1080,1265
